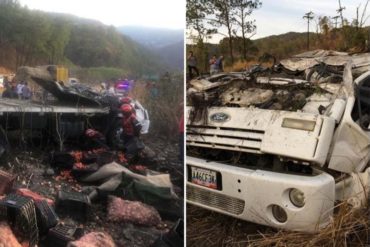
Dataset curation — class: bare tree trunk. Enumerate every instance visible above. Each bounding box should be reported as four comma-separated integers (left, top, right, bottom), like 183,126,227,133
241,10,247,60
242,32,247,60
228,28,234,64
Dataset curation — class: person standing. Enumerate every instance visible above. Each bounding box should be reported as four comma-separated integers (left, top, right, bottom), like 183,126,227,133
16,81,24,99
209,55,217,75
108,83,115,95
21,82,31,100
216,55,224,72
120,104,143,160
187,51,199,79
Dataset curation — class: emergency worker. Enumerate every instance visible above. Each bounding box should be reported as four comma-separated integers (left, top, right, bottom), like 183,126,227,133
120,104,143,159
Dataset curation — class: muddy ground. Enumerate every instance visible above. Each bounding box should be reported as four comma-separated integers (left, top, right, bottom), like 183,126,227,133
0,134,183,247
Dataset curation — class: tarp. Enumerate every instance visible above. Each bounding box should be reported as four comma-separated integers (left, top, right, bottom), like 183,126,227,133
81,162,182,219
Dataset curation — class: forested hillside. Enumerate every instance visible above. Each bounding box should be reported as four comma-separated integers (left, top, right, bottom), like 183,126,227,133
118,26,183,49
0,0,168,77
118,26,184,71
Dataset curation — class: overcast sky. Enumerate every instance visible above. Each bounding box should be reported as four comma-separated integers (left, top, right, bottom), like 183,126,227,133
19,0,185,29
196,0,370,43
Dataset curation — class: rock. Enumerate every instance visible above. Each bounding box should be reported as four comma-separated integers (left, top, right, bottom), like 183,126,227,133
107,196,161,226
68,232,116,247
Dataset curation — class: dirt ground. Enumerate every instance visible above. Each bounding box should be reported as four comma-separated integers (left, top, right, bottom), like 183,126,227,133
0,134,183,247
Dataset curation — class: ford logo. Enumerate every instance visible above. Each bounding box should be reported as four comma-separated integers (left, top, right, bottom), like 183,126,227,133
210,112,230,122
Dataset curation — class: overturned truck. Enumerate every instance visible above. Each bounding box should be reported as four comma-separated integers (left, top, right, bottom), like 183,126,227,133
186,50,370,232
0,65,149,152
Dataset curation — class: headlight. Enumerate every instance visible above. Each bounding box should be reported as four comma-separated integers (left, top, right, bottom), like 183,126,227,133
289,188,305,207
281,118,316,131
271,204,288,223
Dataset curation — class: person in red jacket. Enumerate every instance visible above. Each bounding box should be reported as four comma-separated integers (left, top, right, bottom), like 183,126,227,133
120,104,143,159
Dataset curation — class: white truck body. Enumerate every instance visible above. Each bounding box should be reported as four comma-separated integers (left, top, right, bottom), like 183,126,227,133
186,51,370,232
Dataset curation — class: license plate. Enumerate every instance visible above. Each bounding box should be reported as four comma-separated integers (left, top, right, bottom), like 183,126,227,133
190,167,218,189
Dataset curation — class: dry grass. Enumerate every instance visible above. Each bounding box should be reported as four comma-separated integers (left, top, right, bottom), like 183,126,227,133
0,66,13,74
131,75,183,140
187,202,370,247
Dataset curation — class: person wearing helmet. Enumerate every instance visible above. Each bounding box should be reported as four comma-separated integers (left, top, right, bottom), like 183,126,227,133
120,104,143,159
120,97,136,116
121,104,141,136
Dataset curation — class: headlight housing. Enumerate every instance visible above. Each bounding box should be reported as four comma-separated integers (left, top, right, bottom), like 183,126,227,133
289,188,305,207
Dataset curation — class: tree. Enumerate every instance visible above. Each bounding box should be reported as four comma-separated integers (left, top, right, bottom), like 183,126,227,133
11,9,51,67
232,0,261,60
186,0,214,43
186,0,215,72
318,16,331,35
46,17,71,64
209,0,236,64
0,0,20,64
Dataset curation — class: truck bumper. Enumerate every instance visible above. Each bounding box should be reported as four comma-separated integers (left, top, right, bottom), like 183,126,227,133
186,156,335,232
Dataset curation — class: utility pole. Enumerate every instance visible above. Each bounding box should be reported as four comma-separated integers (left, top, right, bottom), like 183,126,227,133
303,11,314,50
337,0,346,27
332,15,340,29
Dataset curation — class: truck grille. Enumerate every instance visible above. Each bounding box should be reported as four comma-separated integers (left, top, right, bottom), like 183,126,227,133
187,125,264,153
187,185,245,215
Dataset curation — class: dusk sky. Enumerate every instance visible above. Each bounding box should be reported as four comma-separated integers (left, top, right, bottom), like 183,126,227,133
19,0,185,29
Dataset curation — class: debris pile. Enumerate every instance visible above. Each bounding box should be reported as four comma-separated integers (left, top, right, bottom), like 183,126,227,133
0,126,182,246
0,140,183,246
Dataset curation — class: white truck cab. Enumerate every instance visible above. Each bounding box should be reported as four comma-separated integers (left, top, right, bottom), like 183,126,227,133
186,51,370,232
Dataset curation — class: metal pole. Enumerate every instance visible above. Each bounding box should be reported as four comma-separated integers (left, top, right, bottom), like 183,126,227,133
303,11,314,50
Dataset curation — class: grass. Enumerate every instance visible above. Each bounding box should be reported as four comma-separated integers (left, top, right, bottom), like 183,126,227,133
187,201,370,247
130,73,184,140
